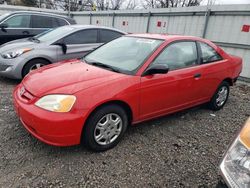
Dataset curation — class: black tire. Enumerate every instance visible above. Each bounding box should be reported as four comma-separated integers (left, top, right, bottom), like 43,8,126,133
22,59,50,78
82,104,128,152
208,81,230,111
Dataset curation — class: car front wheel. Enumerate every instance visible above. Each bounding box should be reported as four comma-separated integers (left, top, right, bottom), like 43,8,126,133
83,104,128,151
208,81,230,111
22,59,50,78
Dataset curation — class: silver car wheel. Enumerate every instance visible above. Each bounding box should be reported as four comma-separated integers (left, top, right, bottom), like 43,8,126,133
29,63,45,72
94,113,123,146
216,86,228,107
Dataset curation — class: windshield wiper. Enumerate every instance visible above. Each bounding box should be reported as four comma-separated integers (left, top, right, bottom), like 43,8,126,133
87,61,121,73
28,37,40,43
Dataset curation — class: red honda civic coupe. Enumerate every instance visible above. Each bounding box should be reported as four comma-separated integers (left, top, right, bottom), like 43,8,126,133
13,34,242,151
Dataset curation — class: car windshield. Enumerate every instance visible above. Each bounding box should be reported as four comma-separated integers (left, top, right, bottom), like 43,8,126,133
35,26,74,42
84,36,163,74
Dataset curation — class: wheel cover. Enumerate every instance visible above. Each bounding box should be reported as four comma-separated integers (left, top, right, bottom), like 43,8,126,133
29,63,45,72
94,113,123,146
216,86,228,107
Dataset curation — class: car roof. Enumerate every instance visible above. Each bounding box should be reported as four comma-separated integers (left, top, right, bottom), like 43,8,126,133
7,11,73,20
127,33,204,41
62,25,128,34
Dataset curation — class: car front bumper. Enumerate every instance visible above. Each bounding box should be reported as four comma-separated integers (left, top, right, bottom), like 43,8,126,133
0,56,27,79
13,84,88,146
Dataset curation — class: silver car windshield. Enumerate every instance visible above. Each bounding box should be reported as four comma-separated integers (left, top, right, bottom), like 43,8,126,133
85,36,163,73
35,26,74,42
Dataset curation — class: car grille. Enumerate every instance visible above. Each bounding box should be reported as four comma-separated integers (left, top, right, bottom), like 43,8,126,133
0,65,10,71
19,86,34,102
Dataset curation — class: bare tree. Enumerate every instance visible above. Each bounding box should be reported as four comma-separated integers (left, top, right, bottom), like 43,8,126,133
126,0,137,9
95,0,124,10
141,0,205,8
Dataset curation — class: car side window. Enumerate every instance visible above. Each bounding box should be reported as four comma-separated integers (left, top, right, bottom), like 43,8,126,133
31,15,53,28
3,15,31,28
99,29,123,43
52,18,68,27
199,42,222,64
152,41,198,71
64,29,98,45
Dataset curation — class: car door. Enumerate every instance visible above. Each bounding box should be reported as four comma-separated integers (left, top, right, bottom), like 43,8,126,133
0,14,32,45
57,29,100,61
196,41,229,99
140,41,204,120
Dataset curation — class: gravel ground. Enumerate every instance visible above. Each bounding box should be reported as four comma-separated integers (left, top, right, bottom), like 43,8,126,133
0,76,249,188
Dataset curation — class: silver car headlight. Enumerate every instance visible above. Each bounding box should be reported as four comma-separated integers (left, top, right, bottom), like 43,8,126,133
1,48,32,59
220,118,250,188
35,95,76,112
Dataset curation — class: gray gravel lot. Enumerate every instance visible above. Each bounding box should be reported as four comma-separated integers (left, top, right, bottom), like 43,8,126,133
0,76,249,188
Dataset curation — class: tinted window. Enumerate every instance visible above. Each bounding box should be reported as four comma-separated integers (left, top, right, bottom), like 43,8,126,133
4,15,31,28
100,29,123,43
153,41,198,70
52,17,68,27
64,29,98,44
199,42,222,64
32,15,53,28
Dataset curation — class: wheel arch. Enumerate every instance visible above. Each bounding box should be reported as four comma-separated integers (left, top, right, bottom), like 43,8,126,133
22,57,52,77
80,100,133,144
222,77,233,86
85,100,133,126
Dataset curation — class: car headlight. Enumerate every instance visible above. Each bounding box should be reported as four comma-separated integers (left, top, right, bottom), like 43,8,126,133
1,48,32,59
35,95,76,112
220,118,250,188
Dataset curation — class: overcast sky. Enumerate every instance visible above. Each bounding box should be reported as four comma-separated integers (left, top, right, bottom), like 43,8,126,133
133,0,250,9
203,0,250,5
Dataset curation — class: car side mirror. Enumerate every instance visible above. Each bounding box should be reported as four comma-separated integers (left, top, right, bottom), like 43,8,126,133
0,23,8,32
142,64,169,76
54,43,67,54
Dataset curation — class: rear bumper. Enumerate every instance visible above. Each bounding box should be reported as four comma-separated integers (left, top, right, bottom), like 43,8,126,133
13,84,88,146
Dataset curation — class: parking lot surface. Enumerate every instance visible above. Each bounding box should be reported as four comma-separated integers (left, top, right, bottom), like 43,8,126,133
0,76,249,187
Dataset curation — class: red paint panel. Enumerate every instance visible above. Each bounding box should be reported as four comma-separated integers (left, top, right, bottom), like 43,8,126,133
242,25,250,32
157,21,161,27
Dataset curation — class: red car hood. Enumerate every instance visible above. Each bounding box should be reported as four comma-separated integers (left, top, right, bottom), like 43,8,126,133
22,60,126,97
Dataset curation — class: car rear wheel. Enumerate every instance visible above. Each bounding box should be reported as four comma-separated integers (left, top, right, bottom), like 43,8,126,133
22,59,50,78
208,81,230,111
82,104,128,152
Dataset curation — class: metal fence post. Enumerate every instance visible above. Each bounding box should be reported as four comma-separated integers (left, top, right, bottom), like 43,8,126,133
112,13,115,27
202,9,211,38
89,13,92,25
146,11,151,33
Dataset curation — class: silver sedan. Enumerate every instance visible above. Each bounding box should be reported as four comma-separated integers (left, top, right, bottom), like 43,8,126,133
0,25,126,79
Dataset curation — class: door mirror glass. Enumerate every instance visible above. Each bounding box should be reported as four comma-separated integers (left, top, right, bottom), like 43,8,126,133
54,43,67,54
0,23,8,28
0,23,8,31
143,64,169,76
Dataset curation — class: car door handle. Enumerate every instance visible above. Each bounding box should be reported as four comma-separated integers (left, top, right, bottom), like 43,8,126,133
23,31,29,35
194,73,201,78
